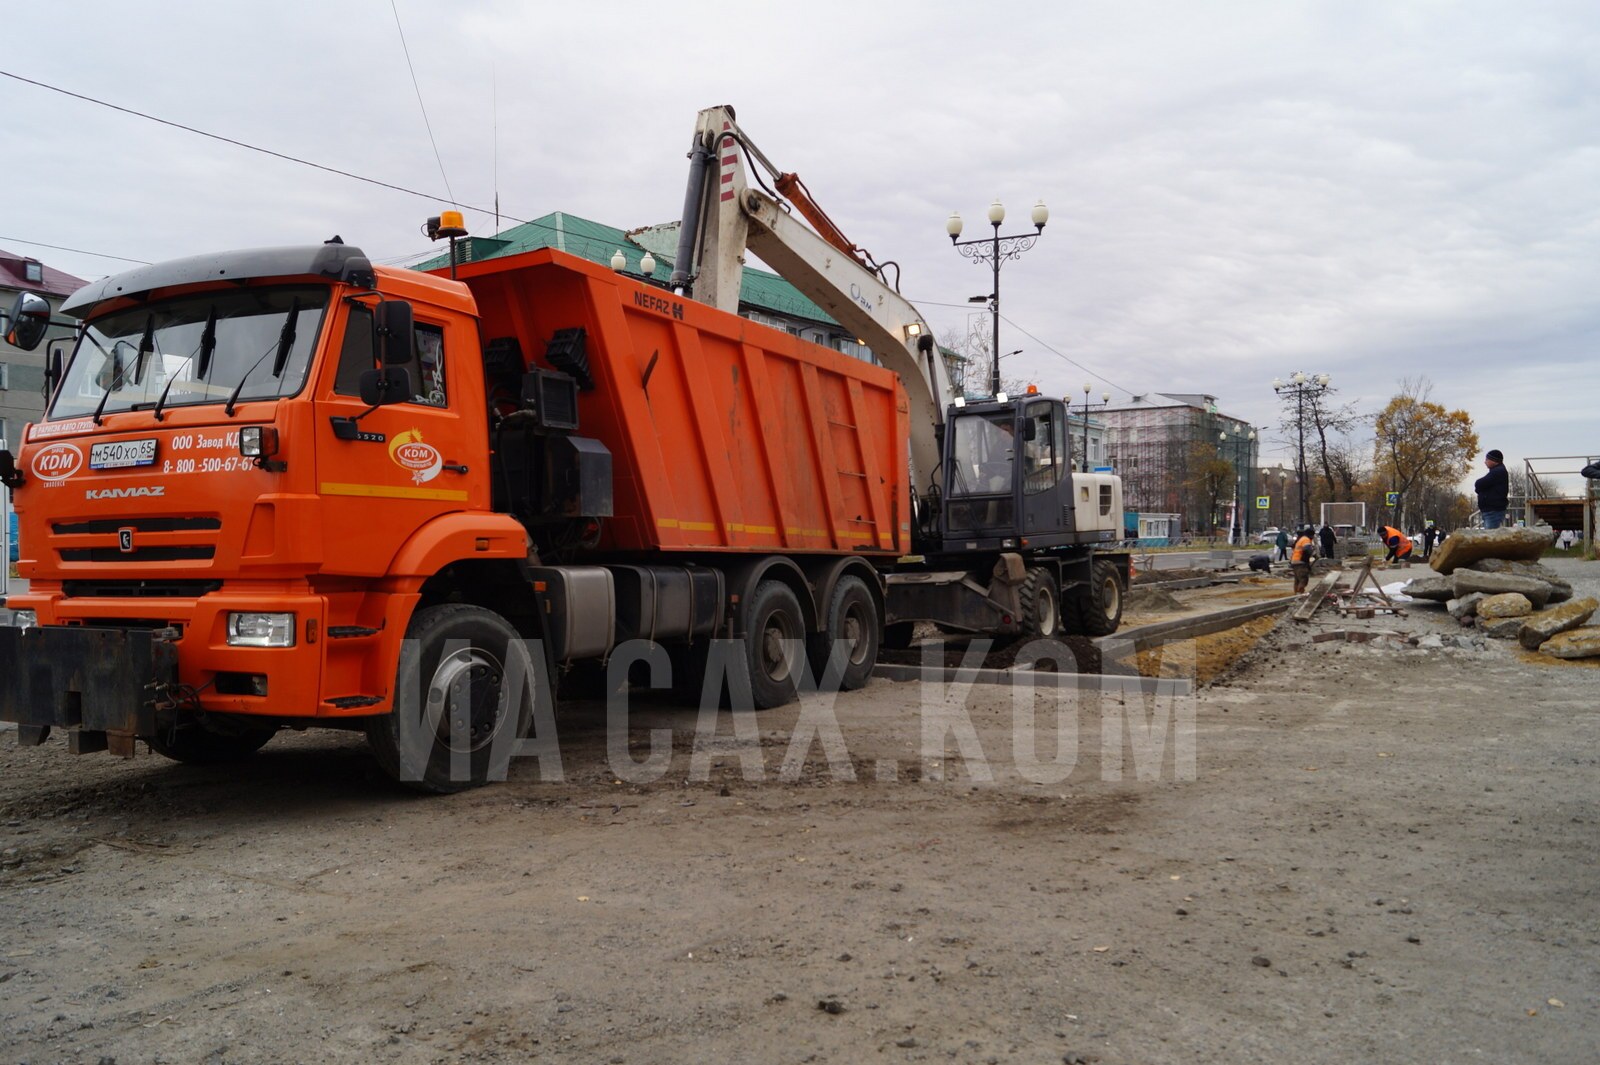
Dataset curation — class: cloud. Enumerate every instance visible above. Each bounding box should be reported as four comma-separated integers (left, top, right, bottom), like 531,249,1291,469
3,0,1595,466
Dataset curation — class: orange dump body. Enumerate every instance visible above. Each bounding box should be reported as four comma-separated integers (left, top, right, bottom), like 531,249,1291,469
454,248,910,557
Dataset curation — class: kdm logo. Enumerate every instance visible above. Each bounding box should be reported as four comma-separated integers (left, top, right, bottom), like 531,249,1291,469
388,428,442,484
31,443,83,485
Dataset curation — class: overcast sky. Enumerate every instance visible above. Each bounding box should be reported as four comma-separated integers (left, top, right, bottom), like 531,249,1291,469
5,1,1595,485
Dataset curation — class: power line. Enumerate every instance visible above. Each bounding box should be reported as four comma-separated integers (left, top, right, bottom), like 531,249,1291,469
0,68,649,264
0,68,515,224
389,0,456,207
0,235,149,265
907,293,1134,396
998,313,1135,397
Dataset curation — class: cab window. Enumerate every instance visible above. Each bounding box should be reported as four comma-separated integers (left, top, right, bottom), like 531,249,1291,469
412,325,447,406
333,307,448,407
333,304,374,396
1022,401,1062,495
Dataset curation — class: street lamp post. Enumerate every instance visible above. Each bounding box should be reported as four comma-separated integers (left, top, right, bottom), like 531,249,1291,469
947,199,1048,397
1272,372,1331,526
1219,428,1259,542
1077,383,1112,472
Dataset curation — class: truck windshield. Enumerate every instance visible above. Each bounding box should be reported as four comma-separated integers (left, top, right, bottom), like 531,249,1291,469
48,286,329,420
948,412,1016,496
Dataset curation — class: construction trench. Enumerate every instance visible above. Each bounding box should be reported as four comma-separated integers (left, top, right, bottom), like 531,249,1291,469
1,533,1597,1063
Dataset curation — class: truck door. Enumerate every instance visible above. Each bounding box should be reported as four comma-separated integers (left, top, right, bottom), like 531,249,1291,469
314,301,485,576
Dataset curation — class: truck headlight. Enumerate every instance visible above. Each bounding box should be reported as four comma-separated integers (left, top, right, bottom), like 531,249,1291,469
227,612,296,647
238,426,279,459
10,609,36,630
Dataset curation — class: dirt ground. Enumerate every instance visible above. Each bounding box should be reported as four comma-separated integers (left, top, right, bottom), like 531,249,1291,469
1,560,1597,1064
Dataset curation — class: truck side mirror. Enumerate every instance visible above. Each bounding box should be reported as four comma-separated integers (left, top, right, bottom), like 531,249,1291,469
375,300,414,365
4,292,51,351
1021,419,1038,442
359,366,412,407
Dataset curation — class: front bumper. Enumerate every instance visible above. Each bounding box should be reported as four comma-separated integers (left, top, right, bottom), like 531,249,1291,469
0,625,177,749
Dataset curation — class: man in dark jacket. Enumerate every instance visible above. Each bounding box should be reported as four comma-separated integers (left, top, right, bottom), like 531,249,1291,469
1475,449,1510,529
1318,524,1337,560
1274,527,1290,562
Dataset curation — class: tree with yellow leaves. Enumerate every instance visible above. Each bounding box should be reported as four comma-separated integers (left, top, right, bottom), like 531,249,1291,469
1372,378,1478,529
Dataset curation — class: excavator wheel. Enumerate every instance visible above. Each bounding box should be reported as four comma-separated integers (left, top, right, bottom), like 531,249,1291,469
1019,567,1062,639
1066,559,1124,637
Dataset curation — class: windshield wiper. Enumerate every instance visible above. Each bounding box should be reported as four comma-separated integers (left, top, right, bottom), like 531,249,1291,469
226,298,299,417
149,354,196,422
195,306,217,383
133,314,155,383
270,297,300,379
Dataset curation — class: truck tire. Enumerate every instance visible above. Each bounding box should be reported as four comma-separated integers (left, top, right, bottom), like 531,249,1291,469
1019,567,1061,639
744,580,806,710
366,603,539,793
146,717,277,765
806,575,879,691
1068,559,1124,637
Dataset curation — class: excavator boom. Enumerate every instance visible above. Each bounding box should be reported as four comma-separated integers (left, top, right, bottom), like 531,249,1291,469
672,105,953,498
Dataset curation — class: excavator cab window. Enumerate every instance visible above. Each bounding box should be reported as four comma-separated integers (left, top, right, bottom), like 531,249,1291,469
1022,401,1064,495
943,409,1017,535
948,412,1015,497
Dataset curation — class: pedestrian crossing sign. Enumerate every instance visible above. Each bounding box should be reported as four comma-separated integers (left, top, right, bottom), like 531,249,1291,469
1256,496,1270,509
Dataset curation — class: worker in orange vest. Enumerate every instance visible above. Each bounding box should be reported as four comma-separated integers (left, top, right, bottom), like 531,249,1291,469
1290,525,1317,593
1379,525,1413,564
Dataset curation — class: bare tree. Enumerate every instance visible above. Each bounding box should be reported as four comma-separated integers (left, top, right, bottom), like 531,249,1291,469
1325,429,1373,500
1276,375,1357,520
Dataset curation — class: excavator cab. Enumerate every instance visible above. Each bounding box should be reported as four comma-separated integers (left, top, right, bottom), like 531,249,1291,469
937,395,1080,552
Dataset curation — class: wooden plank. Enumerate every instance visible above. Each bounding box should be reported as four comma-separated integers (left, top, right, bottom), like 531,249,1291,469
1292,571,1342,622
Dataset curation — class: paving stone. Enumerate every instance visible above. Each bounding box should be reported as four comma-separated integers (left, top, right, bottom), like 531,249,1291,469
1452,569,1553,608
1401,576,1455,602
1430,527,1557,574
1538,626,1600,659
1446,592,1486,619
1520,598,1600,651
1468,559,1574,603
1478,616,1525,639
1476,593,1533,620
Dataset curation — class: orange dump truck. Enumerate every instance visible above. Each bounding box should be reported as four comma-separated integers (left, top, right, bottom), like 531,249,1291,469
0,241,909,788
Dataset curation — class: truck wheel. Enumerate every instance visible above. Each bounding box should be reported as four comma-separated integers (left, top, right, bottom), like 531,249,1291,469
146,717,277,765
1071,559,1124,637
366,604,539,793
807,575,880,691
745,580,806,709
1020,568,1061,639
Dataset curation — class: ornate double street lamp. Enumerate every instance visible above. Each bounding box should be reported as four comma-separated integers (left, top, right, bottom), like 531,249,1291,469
947,199,1048,396
1272,372,1331,526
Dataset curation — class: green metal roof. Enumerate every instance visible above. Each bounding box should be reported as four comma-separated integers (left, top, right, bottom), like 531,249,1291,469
412,211,838,327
